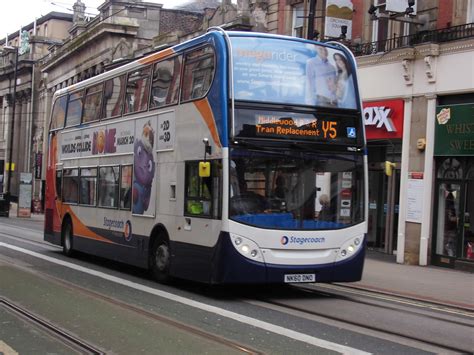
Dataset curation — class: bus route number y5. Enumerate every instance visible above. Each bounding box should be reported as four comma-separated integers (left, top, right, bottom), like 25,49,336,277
321,121,338,139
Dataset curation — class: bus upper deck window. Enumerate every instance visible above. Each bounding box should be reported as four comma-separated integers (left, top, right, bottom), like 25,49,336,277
104,75,126,119
66,91,84,127
181,46,215,102
150,56,182,109
124,67,151,115
50,96,67,130
83,83,103,123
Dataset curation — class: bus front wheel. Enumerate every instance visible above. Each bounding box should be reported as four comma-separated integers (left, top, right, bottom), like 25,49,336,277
62,220,74,257
150,238,170,283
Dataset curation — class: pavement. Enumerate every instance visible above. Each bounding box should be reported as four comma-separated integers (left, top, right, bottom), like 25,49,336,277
3,203,474,312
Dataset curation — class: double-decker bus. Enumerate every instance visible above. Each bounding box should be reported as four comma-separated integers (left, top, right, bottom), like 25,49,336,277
44,28,368,284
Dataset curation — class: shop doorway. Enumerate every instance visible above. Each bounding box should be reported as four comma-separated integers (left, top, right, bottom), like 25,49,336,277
367,163,400,254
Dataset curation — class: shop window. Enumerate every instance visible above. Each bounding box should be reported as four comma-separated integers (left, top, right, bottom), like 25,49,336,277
181,46,215,102
82,83,103,123
51,95,67,130
150,56,182,109
79,167,97,206
437,158,463,179
66,91,84,127
98,166,119,208
120,165,133,210
104,75,126,119
184,160,221,218
463,164,474,260
63,168,79,204
124,67,151,114
466,165,474,180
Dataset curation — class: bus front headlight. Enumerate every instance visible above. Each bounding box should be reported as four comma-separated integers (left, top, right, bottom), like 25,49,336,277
230,234,264,262
336,235,364,262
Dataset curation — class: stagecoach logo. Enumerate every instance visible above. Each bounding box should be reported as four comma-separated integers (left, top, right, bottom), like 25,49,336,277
280,235,326,245
103,217,132,242
124,220,132,242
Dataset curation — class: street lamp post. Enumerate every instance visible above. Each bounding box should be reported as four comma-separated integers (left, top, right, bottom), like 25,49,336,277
5,46,19,217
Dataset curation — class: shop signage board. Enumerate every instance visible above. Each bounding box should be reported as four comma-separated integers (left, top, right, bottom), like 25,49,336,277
406,172,424,223
324,0,353,39
434,104,474,156
363,99,404,140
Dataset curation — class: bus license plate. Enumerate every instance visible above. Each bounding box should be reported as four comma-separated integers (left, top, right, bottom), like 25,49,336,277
284,274,315,283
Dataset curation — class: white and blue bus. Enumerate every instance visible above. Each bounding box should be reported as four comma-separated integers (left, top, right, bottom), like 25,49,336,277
44,28,368,284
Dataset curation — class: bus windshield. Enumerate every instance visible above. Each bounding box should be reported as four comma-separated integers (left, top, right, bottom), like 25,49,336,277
231,36,358,109
229,147,364,230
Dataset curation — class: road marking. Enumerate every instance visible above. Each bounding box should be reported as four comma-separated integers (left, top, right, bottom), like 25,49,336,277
0,341,19,355
0,242,369,355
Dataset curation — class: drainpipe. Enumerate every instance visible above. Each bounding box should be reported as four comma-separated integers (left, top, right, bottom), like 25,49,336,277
419,94,437,266
396,97,412,264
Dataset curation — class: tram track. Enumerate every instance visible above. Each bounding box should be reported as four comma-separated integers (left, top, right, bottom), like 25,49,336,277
251,284,473,354
1,297,105,354
1,261,263,355
298,283,474,319
1,226,473,353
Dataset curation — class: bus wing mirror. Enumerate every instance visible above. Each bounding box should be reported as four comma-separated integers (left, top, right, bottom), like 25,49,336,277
199,161,211,177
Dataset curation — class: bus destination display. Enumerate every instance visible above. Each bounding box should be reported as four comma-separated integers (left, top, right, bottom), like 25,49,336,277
235,109,360,144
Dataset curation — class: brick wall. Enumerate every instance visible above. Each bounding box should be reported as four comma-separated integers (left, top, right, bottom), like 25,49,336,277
160,9,203,36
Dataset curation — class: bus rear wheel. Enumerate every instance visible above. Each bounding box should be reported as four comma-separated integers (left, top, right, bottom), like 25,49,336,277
62,220,74,257
150,238,171,283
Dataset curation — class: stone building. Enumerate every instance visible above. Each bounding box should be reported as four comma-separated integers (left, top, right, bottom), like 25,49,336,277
0,12,73,208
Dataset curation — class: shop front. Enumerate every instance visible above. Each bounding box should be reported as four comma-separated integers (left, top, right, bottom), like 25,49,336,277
433,103,474,270
364,99,404,254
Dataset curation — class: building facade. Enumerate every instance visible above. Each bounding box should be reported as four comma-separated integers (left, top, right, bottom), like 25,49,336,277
276,0,474,270
0,12,74,209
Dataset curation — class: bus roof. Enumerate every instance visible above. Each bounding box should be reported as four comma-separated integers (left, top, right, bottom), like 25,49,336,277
52,28,349,99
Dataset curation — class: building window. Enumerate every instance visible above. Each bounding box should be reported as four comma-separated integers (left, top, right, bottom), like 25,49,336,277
292,4,305,38
181,46,215,102
468,0,474,23
98,166,119,208
150,56,182,109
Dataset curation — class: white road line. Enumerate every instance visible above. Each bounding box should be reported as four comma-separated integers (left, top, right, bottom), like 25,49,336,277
0,242,371,355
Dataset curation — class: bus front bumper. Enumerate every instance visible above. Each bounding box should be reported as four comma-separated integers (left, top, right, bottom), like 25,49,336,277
211,232,366,284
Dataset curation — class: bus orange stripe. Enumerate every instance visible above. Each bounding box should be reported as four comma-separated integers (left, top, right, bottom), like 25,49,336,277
139,48,175,65
194,99,222,148
62,205,114,244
